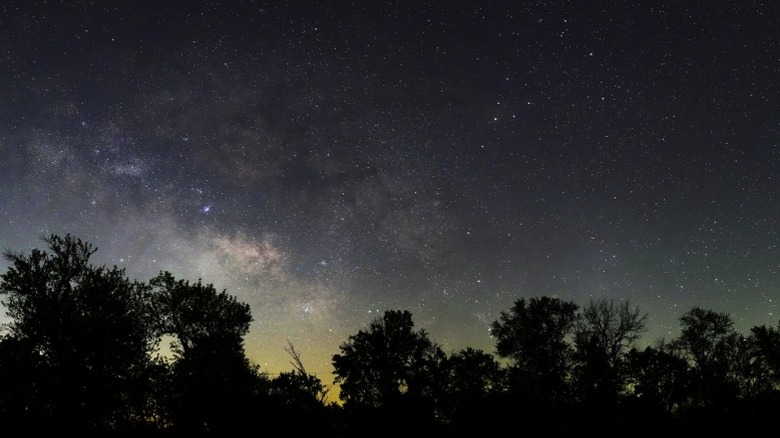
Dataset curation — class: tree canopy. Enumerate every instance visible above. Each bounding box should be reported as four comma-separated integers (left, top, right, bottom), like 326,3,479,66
332,309,445,411
0,234,156,432
0,235,260,434
490,296,580,406
2,234,780,436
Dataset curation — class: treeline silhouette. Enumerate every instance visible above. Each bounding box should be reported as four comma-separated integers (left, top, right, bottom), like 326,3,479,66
1,234,779,436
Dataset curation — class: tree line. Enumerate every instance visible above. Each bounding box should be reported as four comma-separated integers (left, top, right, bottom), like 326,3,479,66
1,234,778,436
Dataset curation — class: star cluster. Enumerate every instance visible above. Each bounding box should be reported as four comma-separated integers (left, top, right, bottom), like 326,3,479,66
1,1,778,390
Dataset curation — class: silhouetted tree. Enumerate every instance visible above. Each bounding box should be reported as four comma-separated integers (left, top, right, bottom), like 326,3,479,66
148,271,257,434
259,341,338,436
269,341,330,408
725,324,780,437
332,310,445,433
13,234,780,436
271,370,329,409
671,307,741,409
442,347,504,405
490,296,579,407
572,298,647,405
624,341,691,413
0,234,157,432
437,347,505,431
738,324,780,397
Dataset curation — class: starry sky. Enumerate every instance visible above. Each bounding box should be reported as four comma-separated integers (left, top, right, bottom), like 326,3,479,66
1,1,779,394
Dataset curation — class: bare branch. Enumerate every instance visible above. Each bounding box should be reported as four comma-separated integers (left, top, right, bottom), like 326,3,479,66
285,339,307,375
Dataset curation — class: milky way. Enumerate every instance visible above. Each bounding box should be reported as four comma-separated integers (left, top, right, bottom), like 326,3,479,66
1,1,779,392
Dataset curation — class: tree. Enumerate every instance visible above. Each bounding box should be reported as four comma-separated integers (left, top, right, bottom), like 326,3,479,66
261,341,337,436
437,347,505,428
490,296,579,406
442,347,504,402
0,234,157,432
671,307,742,408
739,324,780,397
624,342,691,413
147,271,257,434
332,309,445,427
572,298,647,404
270,341,330,407
147,271,252,358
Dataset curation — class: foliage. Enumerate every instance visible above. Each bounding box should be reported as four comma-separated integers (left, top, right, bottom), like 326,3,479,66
437,347,505,425
624,342,691,413
332,310,444,408
4,234,780,435
147,271,257,434
0,234,157,432
490,296,580,405
671,307,742,408
148,271,252,358
740,325,780,396
572,298,647,404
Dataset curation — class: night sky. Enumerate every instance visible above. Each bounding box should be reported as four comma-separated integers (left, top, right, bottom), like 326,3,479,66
1,1,779,393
